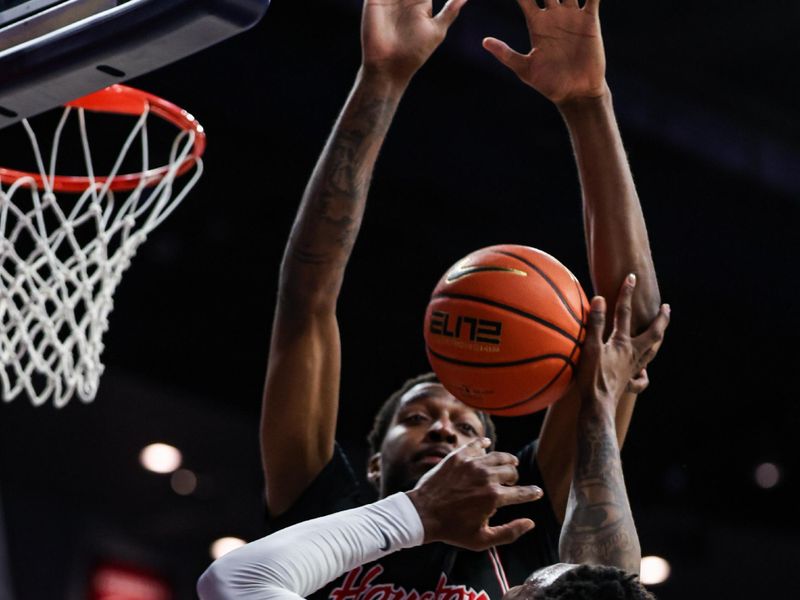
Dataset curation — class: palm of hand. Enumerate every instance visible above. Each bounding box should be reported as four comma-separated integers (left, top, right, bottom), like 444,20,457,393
576,280,670,410
522,9,605,104
362,1,444,80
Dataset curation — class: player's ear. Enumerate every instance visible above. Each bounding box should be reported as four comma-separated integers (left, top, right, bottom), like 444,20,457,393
367,452,382,486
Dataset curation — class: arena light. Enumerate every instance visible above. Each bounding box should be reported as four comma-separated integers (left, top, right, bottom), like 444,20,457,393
211,537,246,560
754,462,781,489
139,443,182,474
170,469,197,495
640,555,671,585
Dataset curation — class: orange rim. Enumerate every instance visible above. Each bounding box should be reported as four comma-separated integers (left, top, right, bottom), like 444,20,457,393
0,84,206,193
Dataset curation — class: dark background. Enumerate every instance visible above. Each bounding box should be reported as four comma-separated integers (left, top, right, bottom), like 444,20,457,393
1,0,799,598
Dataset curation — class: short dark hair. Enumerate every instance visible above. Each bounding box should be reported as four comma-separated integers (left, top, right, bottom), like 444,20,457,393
533,565,656,600
367,372,497,457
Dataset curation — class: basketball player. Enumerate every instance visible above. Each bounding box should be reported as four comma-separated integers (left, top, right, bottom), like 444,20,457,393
201,283,668,599
261,0,662,595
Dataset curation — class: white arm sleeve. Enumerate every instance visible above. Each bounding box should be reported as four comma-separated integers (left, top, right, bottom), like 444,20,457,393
197,492,424,600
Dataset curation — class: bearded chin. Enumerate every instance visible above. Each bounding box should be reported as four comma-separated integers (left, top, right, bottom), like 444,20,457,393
380,462,428,497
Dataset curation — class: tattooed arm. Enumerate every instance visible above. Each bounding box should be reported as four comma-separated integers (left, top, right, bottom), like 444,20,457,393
261,0,470,516
560,390,640,572
559,276,670,573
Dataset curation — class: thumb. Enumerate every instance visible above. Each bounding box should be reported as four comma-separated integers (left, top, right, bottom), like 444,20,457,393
480,518,535,548
482,37,528,79
627,368,649,395
435,0,469,29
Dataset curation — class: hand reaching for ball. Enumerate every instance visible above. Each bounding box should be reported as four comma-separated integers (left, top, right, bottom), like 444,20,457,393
576,274,670,413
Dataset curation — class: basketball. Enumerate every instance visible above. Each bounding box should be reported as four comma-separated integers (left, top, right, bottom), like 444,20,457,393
423,244,590,416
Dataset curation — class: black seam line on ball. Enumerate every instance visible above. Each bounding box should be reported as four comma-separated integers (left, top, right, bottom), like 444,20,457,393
569,338,581,362
574,277,587,335
495,359,574,411
431,292,579,345
570,279,586,361
442,358,575,412
492,250,583,327
427,347,576,369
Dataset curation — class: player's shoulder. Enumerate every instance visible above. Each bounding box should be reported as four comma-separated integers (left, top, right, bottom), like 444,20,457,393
267,441,365,531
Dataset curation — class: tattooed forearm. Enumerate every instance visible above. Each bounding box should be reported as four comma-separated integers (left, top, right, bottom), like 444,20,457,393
282,74,402,292
297,96,388,257
274,71,405,309
559,404,641,574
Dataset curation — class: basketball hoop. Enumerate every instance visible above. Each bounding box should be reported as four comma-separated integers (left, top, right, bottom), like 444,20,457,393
0,84,206,407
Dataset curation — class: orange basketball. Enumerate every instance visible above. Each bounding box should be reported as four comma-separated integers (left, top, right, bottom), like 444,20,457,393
423,244,590,416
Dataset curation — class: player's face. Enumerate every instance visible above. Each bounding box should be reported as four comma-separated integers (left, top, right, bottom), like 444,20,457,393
371,382,486,496
502,564,578,600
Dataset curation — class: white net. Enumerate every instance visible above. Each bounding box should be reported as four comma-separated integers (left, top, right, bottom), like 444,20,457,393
0,100,203,407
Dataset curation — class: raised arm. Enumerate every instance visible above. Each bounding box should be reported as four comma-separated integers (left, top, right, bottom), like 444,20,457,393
262,0,470,516
560,279,669,573
482,0,661,521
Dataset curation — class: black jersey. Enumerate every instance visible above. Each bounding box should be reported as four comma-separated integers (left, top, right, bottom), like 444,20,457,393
267,441,560,600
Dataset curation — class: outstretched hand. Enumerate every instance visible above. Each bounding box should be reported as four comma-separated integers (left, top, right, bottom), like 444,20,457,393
362,0,469,84
577,274,670,412
406,438,543,551
483,0,606,106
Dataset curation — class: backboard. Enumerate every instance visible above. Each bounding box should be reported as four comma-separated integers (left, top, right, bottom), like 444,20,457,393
0,0,271,129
